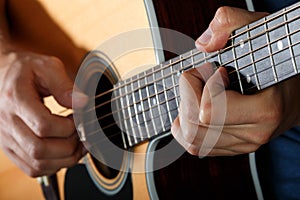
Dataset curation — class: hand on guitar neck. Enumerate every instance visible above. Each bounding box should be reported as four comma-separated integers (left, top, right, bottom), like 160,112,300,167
171,6,300,157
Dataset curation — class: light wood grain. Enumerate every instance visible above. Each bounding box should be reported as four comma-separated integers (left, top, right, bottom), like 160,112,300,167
0,0,155,199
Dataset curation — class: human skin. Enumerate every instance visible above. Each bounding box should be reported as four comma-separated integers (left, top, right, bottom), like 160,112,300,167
171,6,300,157
0,0,88,177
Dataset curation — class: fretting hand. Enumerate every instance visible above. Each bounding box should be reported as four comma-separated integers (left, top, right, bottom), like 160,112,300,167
171,6,300,157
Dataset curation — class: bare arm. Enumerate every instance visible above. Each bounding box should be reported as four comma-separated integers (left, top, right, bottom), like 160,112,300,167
0,0,88,177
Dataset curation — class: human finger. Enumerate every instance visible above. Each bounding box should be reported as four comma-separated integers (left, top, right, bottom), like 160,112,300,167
33,56,88,109
195,6,268,52
11,115,81,159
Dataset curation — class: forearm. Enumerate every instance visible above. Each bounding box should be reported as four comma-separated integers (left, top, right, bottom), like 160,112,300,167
2,0,87,80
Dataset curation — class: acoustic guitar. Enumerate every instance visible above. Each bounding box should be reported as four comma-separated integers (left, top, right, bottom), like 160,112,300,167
61,0,300,200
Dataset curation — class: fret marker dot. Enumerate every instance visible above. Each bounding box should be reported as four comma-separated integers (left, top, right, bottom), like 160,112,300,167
240,39,245,49
277,40,283,50
246,74,251,83
152,98,157,105
138,104,142,112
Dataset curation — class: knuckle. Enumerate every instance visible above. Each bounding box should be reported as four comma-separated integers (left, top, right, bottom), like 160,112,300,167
213,6,232,28
33,118,51,137
186,146,199,156
179,72,189,86
31,160,48,174
27,141,43,159
48,56,64,70
182,132,194,144
179,68,196,84
3,79,23,104
181,124,196,144
200,102,212,124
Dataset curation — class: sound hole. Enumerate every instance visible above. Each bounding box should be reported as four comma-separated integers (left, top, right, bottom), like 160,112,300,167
83,71,125,179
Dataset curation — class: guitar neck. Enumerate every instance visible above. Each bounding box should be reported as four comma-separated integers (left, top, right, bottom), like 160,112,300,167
113,2,300,148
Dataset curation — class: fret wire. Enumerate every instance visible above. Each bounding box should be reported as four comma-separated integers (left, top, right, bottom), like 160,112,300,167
78,4,300,144
227,2,300,46
91,11,300,107
86,102,184,149
153,65,165,133
119,87,132,147
265,18,279,83
145,73,158,137
92,4,300,101
284,8,298,74
97,49,300,132
87,33,300,131
191,50,195,69
230,42,300,88
87,103,183,148
85,14,300,119
131,79,144,141
231,36,244,94
204,52,208,63
223,27,300,69
95,48,299,133
86,28,300,126
114,87,127,149
170,59,180,108
179,55,184,70
245,53,300,93
97,39,300,127
247,25,261,90
138,72,151,139
217,50,222,66
98,14,299,112
124,78,138,145
161,65,173,125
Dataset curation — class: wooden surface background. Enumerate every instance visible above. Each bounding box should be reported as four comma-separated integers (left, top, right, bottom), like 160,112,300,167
0,1,155,199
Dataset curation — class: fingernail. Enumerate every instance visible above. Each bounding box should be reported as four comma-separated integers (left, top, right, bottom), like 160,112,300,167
196,27,212,49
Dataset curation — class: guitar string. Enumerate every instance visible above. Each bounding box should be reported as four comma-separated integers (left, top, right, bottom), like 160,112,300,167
88,49,300,148
82,30,300,134
84,51,300,149
82,53,300,149
83,26,300,125
88,3,300,102
85,52,300,149
78,5,300,145
83,11,300,116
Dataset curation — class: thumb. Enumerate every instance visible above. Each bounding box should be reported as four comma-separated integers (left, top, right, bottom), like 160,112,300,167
195,6,268,52
36,57,88,109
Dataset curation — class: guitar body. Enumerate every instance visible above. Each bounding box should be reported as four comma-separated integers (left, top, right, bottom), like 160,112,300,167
66,0,262,199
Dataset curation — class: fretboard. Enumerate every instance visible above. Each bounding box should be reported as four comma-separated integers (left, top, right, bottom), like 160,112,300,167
113,2,300,148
